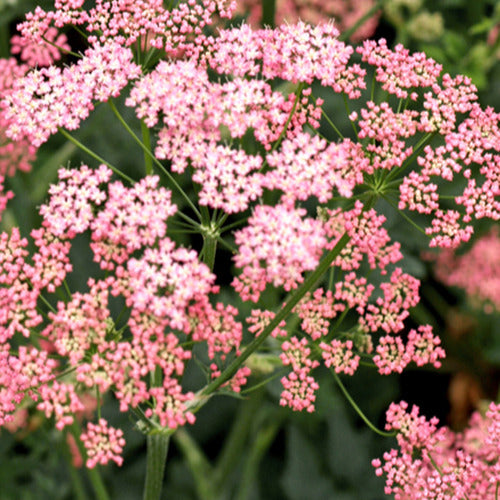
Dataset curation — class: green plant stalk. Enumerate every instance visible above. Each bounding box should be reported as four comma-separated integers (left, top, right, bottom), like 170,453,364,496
68,461,89,500
141,120,154,175
173,429,215,500
200,231,351,399
63,429,89,500
107,99,202,219
212,389,265,492
58,128,135,184
261,0,276,28
234,412,283,500
69,422,111,500
143,433,170,500
331,370,395,438
201,232,218,271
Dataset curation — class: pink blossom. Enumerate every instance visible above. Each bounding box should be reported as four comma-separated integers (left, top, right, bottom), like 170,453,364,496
280,337,320,412
320,339,360,375
81,419,126,468
431,226,500,312
3,42,141,147
233,203,326,302
374,401,500,498
0,58,35,177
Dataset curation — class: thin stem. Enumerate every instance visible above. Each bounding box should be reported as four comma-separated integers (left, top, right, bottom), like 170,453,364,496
96,387,101,420
141,120,154,176
64,431,89,500
382,194,427,236
73,26,90,41
38,291,57,313
268,83,305,156
240,369,286,395
234,412,283,500
312,94,344,139
343,93,359,139
213,392,264,492
58,128,135,184
221,217,249,233
200,232,351,398
107,99,202,219
385,132,435,183
63,279,72,300
41,35,82,59
173,429,215,500
332,370,395,438
143,433,170,500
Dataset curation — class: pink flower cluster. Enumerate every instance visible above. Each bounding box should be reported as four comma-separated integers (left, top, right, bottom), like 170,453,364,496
236,200,444,410
4,41,141,147
280,337,320,412
81,419,126,468
232,203,326,302
0,58,35,177
0,165,249,464
18,0,235,54
431,227,500,312
373,401,500,499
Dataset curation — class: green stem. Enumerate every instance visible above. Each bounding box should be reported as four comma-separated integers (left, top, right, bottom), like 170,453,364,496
343,93,359,139
234,412,283,500
318,101,344,139
273,83,304,151
213,390,265,492
201,231,218,271
331,371,395,438
143,433,170,500
261,0,276,27
68,462,89,500
385,132,435,183
107,99,201,219
200,232,351,398
141,120,154,176
382,194,427,235
41,34,82,58
173,429,215,500
58,128,134,184
63,430,89,500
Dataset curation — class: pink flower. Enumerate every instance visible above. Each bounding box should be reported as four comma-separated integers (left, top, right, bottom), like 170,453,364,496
81,419,126,468
431,227,500,312
374,401,500,498
233,203,326,302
